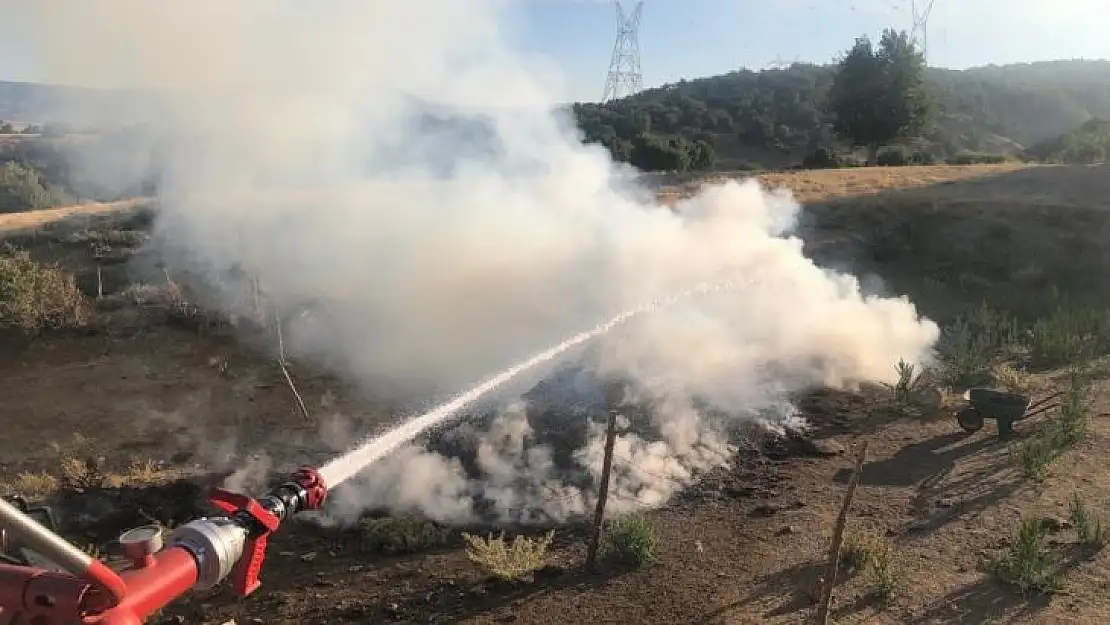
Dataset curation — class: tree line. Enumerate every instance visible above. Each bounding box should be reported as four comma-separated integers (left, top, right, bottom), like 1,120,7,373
574,46,1110,171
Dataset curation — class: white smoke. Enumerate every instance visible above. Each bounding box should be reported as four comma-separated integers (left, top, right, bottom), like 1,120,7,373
13,1,940,522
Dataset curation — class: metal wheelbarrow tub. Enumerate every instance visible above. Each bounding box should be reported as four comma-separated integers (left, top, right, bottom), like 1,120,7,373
956,388,1062,438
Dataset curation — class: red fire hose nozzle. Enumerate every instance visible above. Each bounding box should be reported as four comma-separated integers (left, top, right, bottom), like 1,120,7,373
205,465,329,596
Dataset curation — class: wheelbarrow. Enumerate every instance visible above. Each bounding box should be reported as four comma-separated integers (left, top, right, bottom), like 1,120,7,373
955,388,1063,438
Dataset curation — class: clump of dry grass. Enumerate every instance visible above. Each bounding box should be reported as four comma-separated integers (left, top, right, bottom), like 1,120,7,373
462,530,555,582
992,362,1037,395
839,529,885,573
59,456,107,491
6,471,59,500
0,244,87,333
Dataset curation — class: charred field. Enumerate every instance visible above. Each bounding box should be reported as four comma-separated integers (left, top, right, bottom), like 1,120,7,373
8,164,1110,624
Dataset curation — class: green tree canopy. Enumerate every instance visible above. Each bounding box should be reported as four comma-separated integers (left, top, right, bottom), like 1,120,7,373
829,29,931,163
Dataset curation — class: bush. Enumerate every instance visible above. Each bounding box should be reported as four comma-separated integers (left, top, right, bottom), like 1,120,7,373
840,529,883,573
1017,372,1089,480
945,151,1010,165
355,516,452,555
462,531,554,582
802,147,841,169
876,148,909,167
1027,305,1110,368
0,161,74,213
0,246,87,333
983,516,1061,596
1068,494,1109,549
601,515,659,567
936,304,1019,388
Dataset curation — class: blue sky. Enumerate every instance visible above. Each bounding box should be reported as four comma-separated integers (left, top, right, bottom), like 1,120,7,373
1,0,1105,102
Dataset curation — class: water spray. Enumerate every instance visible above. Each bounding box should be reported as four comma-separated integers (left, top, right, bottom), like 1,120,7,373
0,279,735,623
0,467,327,624
319,279,739,490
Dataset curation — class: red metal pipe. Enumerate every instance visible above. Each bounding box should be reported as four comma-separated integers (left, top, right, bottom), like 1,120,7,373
83,558,128,610
83,547,199,625
0,548,199,625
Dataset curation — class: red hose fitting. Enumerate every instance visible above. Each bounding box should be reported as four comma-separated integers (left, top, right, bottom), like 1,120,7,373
292,466,327,510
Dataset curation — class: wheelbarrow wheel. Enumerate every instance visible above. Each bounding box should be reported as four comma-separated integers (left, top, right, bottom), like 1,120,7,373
956,407,984,433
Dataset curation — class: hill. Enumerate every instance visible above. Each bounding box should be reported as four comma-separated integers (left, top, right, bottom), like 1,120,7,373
6,59,1110,172
574,59,1110,169
1028,118,1110,163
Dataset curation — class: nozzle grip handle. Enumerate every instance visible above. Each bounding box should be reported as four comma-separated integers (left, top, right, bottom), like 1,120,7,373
208,487,281,597
234,534,268,596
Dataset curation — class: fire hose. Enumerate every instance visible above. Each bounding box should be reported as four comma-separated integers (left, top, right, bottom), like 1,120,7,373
0,466,327,625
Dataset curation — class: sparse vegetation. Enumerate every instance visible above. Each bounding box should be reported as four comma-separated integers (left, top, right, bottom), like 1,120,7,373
838,529,899,604
1017,372,1089,480
983,516,1062,596
462,530,555,582
935,304,1019,389
864,538,899,605
1068,494,1109,550
601,514,660,568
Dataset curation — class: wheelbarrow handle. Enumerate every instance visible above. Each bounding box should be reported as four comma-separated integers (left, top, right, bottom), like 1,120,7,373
1027,391,1064,412
1023,402,1061,420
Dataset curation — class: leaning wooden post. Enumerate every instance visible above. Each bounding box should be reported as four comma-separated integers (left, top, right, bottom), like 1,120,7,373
585,410,620,572
816,440,869,625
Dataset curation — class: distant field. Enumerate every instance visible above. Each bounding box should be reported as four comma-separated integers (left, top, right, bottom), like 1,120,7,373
654,162,1032,204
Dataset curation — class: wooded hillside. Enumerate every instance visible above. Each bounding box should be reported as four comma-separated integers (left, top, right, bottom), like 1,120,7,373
573,59,1110,169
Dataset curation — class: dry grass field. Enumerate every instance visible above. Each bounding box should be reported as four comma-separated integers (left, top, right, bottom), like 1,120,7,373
5,163,1110,624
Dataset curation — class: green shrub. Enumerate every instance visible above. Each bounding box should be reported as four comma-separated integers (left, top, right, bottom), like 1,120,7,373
983,516,1061,596
0,161,74,213
1068,494,1109,549
0,245,87,333
601,515,659,567
1027,305,1110,368
936,304,1018,388
1017,372,1089,480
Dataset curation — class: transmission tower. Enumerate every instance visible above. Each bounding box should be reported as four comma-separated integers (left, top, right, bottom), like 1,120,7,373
910,0,936,63
601,1,644,103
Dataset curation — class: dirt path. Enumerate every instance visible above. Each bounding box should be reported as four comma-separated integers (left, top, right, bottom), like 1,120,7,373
0,198,150,237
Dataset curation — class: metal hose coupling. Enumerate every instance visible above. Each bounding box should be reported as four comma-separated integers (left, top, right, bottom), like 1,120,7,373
258,466,329,521
165,466,328,596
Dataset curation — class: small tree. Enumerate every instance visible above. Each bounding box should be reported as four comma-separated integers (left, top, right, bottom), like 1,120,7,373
829,29,932,164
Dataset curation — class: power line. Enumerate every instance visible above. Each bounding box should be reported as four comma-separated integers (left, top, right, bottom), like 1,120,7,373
910,0,936,64
601,0,644,103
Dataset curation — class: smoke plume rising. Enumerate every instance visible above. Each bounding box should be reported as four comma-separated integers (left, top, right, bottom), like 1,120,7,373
14,1,939,522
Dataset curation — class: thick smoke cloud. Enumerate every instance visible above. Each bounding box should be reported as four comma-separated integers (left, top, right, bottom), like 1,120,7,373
15,1,939,522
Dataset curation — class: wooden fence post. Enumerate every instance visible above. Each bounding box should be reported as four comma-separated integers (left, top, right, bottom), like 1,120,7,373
585,410,619,572
816,440,869,625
